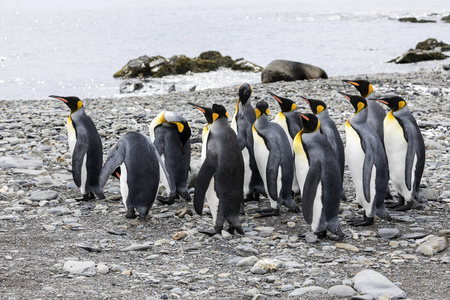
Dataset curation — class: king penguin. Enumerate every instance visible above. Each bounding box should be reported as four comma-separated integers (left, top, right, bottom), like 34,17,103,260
339,92,391,226
268,92,303,195
99,132,160,219
149,111,191,204
293,113,344,239
301,96,346,200
231,83,265,201
375,96,425,211
252,100,299,216
342,79,386,142
50,95,105,201
194,104,245,235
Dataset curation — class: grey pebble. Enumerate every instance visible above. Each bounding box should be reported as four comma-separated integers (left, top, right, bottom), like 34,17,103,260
353,269,407,299
236,244,259,257
378,228,400,239
30,190,58,201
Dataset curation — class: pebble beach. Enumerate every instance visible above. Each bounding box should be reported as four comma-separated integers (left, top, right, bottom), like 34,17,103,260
0,67,449,299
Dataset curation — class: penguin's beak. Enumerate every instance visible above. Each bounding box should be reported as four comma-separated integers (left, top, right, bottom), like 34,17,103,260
49,95,68,103
299,96,310,106
338,92,351,101
342,80,358,87
268,92,283,104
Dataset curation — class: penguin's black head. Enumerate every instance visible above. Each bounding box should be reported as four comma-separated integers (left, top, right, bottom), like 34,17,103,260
268,92,296,112
188,102,213,124
160,111,192,148
300,96,327,115
299,113,320,133
375,96,407,112
342,79,373,98
238,83,252,106
112,166,121,180
255,100,269,119
50,95,83,113
339,92,367,114
212,104,229,122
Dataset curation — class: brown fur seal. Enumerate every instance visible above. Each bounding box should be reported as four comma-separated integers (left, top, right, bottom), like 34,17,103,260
261,60,328,83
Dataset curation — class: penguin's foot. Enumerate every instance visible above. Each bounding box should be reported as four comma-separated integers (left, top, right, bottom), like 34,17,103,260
385,190,393,200
96,192,106,200
125,209,137,219
316,231,327,239
351,216,374,227
156,195,177,205
393,201,413,211
329,233,345,241
244,192,259,202
255,208,280,217
179,192,192,202
288,204,300,213
76,192,95,201
198,228,218,237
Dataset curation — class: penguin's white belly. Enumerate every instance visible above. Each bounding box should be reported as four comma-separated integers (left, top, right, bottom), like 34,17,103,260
80,154,87,194
119,163,129,209
274,116,299,193
345,122,374,214
311,182,323,232
253,130,270,199
67,118,77,157
206,177,218,223
384,116,412,200
201,130,210,164
242,147,252,195
293,137,308,195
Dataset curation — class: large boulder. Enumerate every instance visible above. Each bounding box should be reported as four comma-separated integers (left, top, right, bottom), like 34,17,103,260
389,38,450,64
113,51,261,79
399,17,436,23
261,59,328,83
442,15,450,23
416,38,450,52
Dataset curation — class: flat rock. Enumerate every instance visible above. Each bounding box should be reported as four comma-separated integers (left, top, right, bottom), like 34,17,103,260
416,236,448,256
236,255,258,267
401,232,428,240
30,190,58,201
353,269,407,299
421,188,440,201
236,244,259,257
328,285,356,297
336,243,360,252
252,259,282,273
63,260,96,276
120,242,153,251
378,228,400,239
288,286,328,298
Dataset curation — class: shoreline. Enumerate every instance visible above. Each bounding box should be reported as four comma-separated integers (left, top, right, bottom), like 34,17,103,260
0,67,449,299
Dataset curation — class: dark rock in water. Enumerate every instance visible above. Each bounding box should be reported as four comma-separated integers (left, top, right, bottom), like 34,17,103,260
389,38,450,64
399,17,436,23
113,51,262,79
168,84,176,93
442,15,450,23
232,59,263,72
189,85,196,92
389,49,449,64
120,80,145,94
416,38,450,52
198,51,234,68
261,59,327,83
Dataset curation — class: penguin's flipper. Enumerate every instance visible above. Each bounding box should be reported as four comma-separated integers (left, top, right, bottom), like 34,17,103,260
362,144,375,204
71,136,88,187
194,153,218,215
302,164,321,225
99,142,125,188
147,135,175,197
266,151,282,202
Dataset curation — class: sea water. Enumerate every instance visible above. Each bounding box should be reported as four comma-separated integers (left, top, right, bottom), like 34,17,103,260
1,0,449,100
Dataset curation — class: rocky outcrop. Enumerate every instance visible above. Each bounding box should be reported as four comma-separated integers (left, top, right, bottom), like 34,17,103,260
113,51,262,79
389,38,450,64
399,17,436,23
442,15,450,23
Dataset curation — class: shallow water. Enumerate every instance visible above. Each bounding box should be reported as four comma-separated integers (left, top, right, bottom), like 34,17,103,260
1,0,449,100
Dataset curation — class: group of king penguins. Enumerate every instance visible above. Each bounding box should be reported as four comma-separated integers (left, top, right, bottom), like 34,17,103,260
50,79,425,240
